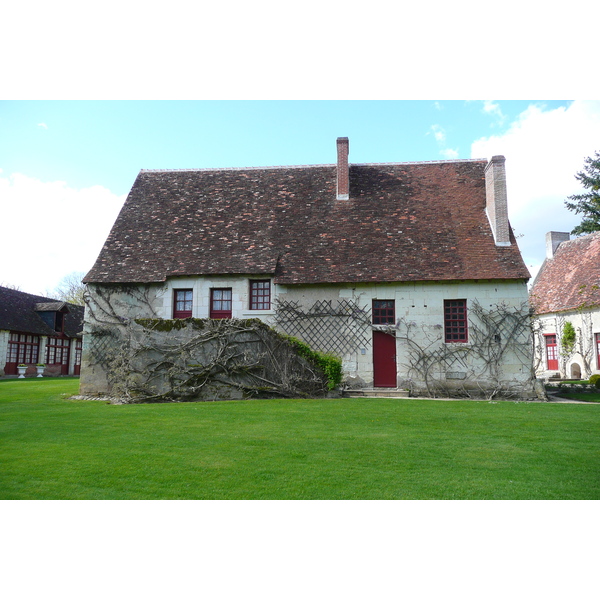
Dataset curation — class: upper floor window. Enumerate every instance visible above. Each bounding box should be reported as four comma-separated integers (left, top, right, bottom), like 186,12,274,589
372,300,395,324
55,311,65,333
210,288,232,319
250,280,271,310
444,299,468,343
35,306,67,332
173,289,193,319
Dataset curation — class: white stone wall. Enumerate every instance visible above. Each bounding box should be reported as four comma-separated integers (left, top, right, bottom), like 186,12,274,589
533,307,600,379
277,279,532,394
39,337,48,367
0,330,8,376
81,278,534,397
155,276,277,324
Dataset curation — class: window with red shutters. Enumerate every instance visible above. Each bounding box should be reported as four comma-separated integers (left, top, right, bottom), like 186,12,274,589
372,300,395,324
173,289,193,319
250,280,271,310
444,300,468,343
210,288,232,319
595,333,600,370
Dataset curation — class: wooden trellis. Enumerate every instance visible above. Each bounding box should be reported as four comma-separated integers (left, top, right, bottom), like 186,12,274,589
274,298,372,356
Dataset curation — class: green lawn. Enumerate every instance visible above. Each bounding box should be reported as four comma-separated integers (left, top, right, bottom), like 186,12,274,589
1,378,599,499
552,391,600,403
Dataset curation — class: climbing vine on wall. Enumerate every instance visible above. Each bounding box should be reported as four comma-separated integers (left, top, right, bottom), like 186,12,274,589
83,285,340,402
385,301,534,399
561,321,576,356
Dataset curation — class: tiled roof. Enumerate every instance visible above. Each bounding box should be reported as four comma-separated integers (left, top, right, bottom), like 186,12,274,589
530,231,600,315
85,160,530,285
0,286,84,337
35,302,67,311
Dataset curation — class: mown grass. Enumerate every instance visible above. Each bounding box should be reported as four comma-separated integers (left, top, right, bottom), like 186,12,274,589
552,391,600,403
1,378,599,499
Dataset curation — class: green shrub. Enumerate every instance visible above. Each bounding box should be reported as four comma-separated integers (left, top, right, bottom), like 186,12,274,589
282,335,343,391
589,374,600,388
561,322,576,355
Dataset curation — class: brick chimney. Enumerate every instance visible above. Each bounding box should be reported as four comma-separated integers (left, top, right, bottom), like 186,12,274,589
545,231,570,259
484,155,511,246
336,137,349,200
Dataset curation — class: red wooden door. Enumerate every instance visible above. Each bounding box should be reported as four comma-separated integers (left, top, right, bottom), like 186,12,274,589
373,331,396,387
545,334,558,370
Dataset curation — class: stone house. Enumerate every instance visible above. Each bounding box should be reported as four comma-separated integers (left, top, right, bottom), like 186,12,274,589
530,231,600,380
81,138,534,398
0,286,85,377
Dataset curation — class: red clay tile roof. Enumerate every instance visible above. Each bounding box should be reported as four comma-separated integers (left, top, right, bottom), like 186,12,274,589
84,160,530,285
530,231,600,315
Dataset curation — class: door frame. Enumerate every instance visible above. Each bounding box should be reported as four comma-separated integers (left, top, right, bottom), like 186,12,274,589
545,334,558,370
373,330,397,387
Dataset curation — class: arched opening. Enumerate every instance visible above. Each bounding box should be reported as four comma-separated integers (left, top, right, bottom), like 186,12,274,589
570,363,582,380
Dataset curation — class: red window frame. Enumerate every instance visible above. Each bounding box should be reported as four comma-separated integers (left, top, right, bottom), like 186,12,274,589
545,334,559,370
173,289,193,319
250,280,271,310
595,333,600,370
6,333,40,365
45,337,70,366
372,300,395,324
210,288,232,319
444,299,468,343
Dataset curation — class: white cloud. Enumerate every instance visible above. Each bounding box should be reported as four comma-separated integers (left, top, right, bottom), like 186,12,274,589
37,123,48,129
481,100,505,123
0,173,126,295
430,124,446,143
429,124,459,159
441,148,459,160
471,100,600,280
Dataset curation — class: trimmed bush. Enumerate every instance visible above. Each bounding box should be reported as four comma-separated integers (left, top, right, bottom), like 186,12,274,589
282,335,343,391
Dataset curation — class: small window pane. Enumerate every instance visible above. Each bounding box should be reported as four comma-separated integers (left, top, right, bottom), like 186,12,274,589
250,280,271,310
444,300,468,343
372,300,395,324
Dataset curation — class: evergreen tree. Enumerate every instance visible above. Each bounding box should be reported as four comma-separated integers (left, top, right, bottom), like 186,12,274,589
565,151,600,235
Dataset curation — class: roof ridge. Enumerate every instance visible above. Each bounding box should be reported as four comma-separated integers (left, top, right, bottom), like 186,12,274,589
140,158,487,174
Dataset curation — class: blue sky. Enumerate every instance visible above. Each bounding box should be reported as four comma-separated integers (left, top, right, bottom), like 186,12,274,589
1,99,599,295
0,100,572,195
